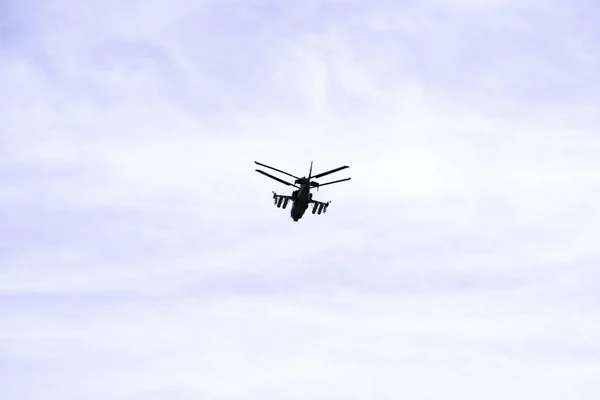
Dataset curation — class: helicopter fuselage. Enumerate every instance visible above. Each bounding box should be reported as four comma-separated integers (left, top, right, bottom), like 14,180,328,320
290,183,312,221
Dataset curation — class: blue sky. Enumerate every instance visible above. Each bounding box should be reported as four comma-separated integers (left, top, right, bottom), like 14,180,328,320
2,0,600,398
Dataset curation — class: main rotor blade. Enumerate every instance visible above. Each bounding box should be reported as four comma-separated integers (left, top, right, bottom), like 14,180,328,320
256,169,299,187
254,161,300,180
316,177,351,187
311,166,349,179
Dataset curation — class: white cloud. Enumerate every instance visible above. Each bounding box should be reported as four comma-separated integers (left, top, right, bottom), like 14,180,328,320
1,0,600,399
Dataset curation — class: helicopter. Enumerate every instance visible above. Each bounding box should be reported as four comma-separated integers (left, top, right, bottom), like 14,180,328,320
255,161,350,221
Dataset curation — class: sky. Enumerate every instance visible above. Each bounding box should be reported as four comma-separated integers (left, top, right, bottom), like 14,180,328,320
1,0,600,398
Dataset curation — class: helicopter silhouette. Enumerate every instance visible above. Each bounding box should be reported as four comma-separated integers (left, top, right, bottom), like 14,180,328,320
255,161,350,221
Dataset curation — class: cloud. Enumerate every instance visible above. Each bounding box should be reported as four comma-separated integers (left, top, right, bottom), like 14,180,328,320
1,0,600,399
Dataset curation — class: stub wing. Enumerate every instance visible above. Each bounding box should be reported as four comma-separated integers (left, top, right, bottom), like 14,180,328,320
309,198,330,215
272,192,293,209
272,192,292,200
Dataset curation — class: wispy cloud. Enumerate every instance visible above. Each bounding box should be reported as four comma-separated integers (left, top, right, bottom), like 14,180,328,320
2,0,600,399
